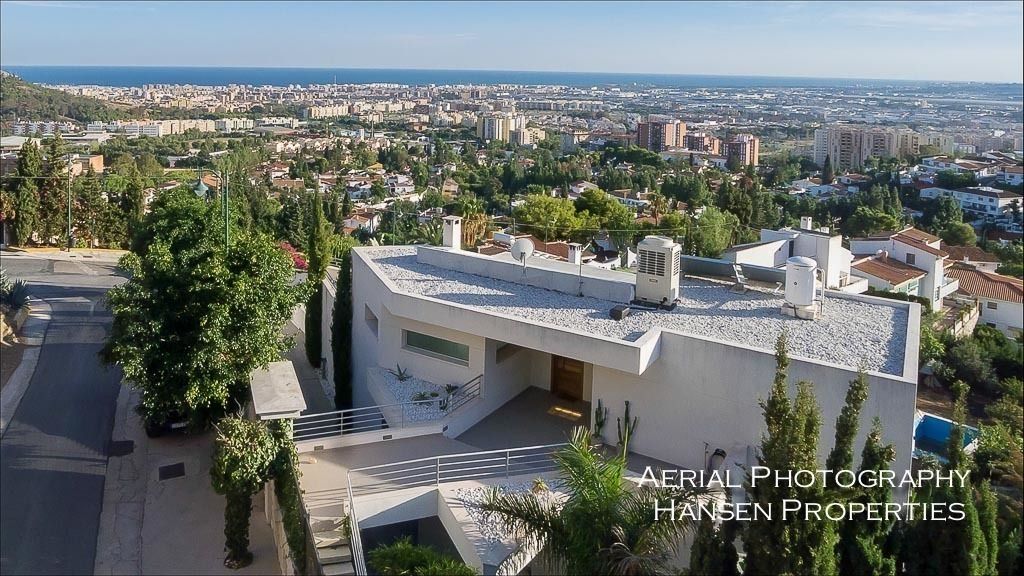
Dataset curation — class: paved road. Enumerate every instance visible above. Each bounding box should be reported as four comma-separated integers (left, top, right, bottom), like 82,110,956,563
0,254,125,575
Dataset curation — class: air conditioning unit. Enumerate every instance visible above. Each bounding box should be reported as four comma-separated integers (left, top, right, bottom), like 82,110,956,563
635,235,681,305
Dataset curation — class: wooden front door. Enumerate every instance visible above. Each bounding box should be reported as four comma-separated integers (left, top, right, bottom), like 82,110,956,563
551,356,584,401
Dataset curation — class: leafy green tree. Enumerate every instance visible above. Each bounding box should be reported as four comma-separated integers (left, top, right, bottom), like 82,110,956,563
512,194,581,241
935,170,977,190
687,206,738,258
305,193,332,368
924,195,964,234
103,189,305,431
332,250,353,410
210,416,279,568
688,492,740,575
370,179,387,202
477,426,703,575
10,139,43,245
844,206,900,238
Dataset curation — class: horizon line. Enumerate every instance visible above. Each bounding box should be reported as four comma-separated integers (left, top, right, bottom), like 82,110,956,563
3,64,1021,86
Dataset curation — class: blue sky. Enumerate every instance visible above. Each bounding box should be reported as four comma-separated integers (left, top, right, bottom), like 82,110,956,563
1,1,1022,82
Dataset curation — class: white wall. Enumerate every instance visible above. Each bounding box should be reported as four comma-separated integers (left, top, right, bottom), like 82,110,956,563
977,297,1024,336
590,332,917,479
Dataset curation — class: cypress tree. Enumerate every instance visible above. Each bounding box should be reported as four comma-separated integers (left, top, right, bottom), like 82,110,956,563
827,370,870,480
38,134,69,245
342,190,352,217
822,154,835,184
331,250,353,410
744,334,838,575
839,418,897,576
304,193,331,368
11,140,43,246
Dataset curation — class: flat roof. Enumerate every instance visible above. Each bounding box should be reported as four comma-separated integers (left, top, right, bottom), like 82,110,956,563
363,247,909,376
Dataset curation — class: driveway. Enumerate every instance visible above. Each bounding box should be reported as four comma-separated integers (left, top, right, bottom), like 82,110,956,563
0,254,125,575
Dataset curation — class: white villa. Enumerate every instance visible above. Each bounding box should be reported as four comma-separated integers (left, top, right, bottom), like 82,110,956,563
292,216,921,575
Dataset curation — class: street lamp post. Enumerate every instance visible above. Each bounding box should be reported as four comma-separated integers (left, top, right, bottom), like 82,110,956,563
194,167,230,247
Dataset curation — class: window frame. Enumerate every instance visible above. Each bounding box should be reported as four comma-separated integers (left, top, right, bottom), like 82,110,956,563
403,330,470,366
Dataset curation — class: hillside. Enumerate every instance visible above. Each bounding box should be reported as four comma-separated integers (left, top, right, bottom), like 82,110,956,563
0,71,138,123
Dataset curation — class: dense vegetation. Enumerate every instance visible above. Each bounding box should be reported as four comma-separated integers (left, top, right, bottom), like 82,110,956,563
0,72,137,122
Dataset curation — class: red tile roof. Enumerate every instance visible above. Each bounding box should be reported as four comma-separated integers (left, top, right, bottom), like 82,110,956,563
894,234,948,258
940,243,1000,264
896,226,941,244
852,257,926,286
946,264,1023,303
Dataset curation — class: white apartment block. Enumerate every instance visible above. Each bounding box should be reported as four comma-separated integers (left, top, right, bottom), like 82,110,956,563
85,119,217,136
920,186,1023,218
214,118,255,132
475,113,526,143
849,227,958,309
814,126,954,171
999,165,1023,186
11,121,77,136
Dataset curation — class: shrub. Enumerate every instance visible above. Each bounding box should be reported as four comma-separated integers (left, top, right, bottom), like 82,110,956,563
279,241,308,271
368,537,476,576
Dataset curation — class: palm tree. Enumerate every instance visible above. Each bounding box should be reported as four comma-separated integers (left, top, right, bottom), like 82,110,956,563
648,192,669,226
408,220,443,246
477,427,704,576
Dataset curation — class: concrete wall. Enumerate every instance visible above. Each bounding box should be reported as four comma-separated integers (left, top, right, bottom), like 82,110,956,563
726,239,789,269
417,245,635,302
589,330,917,479
321,276,337,406
978,297,1024,336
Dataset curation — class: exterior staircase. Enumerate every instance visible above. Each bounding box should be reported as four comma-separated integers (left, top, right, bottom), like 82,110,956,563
310,515,355,576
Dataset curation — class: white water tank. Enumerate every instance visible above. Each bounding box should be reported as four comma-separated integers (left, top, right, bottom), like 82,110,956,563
785,256,817,307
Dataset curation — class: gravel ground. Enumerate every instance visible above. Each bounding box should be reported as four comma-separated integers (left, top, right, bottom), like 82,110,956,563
455,481,566,548
377,367,453,423
367,247,908,375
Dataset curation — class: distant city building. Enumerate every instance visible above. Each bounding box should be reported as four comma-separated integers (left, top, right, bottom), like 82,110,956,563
636,116,686,152
11,121,78,136
725,133,760,167
476,113,526,143
683,132,721,155
814,126,953,171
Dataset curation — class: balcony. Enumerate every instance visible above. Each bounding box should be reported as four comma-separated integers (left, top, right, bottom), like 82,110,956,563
939,277,960,299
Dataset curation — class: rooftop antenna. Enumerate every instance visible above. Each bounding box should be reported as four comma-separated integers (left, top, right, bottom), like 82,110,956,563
510,237,534,276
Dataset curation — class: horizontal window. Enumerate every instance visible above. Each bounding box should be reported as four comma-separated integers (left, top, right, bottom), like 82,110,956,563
404,330,469,365
987,301,998,310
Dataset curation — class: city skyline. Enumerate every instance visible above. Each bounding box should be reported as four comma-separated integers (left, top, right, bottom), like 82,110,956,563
1,1,1022,84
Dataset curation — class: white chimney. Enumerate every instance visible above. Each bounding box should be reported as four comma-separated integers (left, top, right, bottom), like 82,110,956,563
800,216,814,230
567,242,583,265
442,215,462,250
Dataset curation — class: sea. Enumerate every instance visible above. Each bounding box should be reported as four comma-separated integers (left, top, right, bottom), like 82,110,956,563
5,66,1020,94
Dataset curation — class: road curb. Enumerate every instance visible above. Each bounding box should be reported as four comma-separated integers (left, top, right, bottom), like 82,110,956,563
0,347,41,437
0,298,51,437
19,298,52,346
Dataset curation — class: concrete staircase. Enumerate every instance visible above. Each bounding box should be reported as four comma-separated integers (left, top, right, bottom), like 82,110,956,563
310,516,355,576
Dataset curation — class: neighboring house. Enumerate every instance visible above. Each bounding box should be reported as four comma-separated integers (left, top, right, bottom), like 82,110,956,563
849,227,958,310
342,211,380,233
999,165,1024,187
920,186,1023,218
941,243,1001,273
569,180,600,197
441,177,459,198
945,263,1024,336
724,217,866,292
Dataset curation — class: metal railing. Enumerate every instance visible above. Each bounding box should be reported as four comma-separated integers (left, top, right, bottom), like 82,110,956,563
293,374,483,442
346,442,565,498
345,480,368,576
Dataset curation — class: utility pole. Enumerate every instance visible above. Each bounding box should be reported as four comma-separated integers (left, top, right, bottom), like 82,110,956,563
67,159,73,251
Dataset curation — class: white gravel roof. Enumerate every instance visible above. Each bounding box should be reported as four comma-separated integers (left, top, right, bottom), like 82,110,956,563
365,247,908,375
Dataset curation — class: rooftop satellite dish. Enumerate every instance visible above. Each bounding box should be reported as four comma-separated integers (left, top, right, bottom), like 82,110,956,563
510,238,534,271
